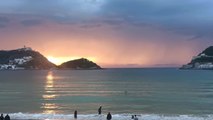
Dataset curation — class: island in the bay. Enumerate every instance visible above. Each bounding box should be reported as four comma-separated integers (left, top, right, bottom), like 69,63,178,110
181,46,213,70
0,47,101,70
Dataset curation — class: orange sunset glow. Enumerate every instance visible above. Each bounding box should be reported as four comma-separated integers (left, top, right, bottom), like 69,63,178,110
47,56,97,65
0,0,211,68
1,0,213,119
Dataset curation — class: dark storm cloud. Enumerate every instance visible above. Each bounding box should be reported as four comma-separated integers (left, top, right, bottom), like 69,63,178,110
0,0,98,15
102,19,124,26
101,0,213,22
79,17,125,29
0,0,213,39
21,19,42,26
99,0,213,39
49,16,80,25
0,17,10,23
0,0,62,14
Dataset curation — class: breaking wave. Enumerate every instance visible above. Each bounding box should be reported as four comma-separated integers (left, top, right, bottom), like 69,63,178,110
8,113,213,120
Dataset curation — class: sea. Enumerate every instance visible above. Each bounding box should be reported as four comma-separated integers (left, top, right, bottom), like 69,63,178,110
0,68,213,120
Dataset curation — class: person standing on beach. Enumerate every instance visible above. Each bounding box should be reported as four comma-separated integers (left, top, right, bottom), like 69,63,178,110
134,115,138,120
4,114,10,120
98,106,102,115
0,114,4,120
106,112,112,120
74,110,77,119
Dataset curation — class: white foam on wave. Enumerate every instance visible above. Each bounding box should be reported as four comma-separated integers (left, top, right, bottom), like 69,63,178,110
8,113,213,120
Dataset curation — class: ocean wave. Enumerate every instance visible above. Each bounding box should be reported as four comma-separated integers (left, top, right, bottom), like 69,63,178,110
7,113,213,120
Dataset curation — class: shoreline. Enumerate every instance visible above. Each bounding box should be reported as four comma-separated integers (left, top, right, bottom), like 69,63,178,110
6,113,213,120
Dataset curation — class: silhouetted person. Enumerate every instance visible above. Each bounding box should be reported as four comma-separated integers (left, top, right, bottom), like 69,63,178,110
4,114,10,120
98,106,102,115
0,114,4,120
134,115,138,120
106,112,112,120
131,115,134,119
74,110,77,119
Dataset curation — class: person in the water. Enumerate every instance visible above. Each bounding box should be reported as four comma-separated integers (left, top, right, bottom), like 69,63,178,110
0,114,4,120
98,106,102,115
106,112,112,120
4,114,10,120
134,115,138,120
74,110,77,119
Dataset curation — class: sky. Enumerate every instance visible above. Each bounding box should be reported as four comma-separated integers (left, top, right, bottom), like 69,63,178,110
0,0,213,67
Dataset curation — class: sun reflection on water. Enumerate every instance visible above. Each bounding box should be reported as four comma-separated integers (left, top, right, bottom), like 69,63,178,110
42,94,57,100
45,71,55,92
46,71,54,81
42,71,59,114
41,103,58,114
